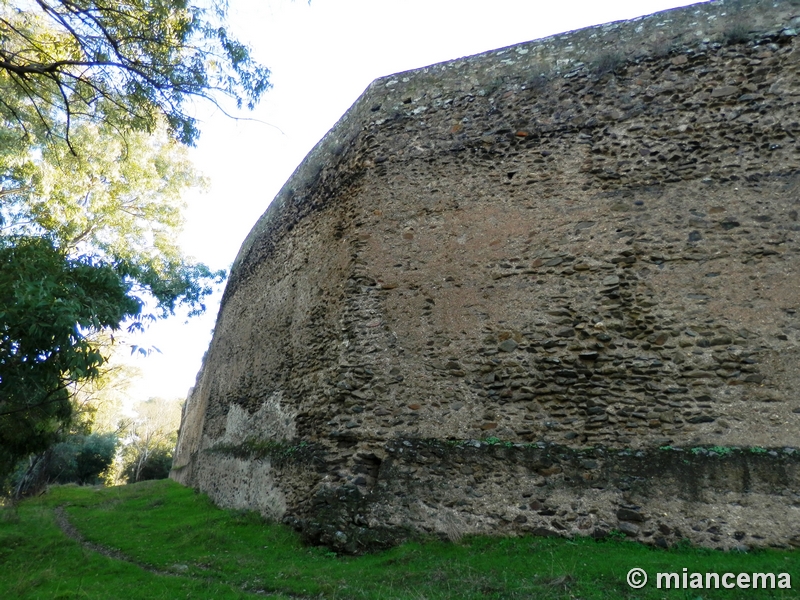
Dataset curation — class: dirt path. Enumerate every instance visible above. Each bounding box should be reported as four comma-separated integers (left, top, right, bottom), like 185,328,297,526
53,504,309,598
54,505,173,576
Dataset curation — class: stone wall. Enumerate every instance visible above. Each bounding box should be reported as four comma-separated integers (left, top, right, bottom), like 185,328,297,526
172,0,800,553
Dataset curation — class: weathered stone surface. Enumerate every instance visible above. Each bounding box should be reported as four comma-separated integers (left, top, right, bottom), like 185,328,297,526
617,508,645,522
498,339,519,353
172,0,800,553
618,522,641,537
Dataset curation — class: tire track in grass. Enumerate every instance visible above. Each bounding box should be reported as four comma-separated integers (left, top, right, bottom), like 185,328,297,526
54,504,308,599
55,505,174,576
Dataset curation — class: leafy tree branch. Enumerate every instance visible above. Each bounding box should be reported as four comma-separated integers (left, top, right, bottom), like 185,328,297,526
0,0,271,148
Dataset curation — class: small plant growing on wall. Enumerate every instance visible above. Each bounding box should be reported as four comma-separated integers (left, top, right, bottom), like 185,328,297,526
649,33,674,58
593,51,625,77
723,21,751,45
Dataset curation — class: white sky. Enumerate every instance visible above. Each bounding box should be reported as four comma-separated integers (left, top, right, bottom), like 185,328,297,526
122,0,710,403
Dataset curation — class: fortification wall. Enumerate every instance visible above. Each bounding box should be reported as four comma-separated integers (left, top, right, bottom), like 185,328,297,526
172,0,800,553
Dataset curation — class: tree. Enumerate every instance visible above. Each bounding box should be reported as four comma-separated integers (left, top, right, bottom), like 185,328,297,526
9,432,119,496
6,347,137,496
69,355,140,437
0,0,271,149
0,236,142,483
120,397,182,483
0,132,221,491
0,119,222,317
45,432,118,484
0,0,267,490
0,123,225,490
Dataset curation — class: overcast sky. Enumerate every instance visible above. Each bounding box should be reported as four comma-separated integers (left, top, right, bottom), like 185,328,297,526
122,0,711,403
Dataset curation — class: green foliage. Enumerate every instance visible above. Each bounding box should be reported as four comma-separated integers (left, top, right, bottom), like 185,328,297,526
67,433,117,485
1,480,798,599
120,398,182,483
0,0,257,488
709,446,733,456
0,0,271,148
0,237,140,481
444,439,466,447
479,436,516,449
607,529,627,541
0,120,224,318
44,432,118,485
122,445,173,483
207,439,315,465
69,359,139,435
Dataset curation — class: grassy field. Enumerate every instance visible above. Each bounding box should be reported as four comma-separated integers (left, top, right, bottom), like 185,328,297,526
0,480,797,599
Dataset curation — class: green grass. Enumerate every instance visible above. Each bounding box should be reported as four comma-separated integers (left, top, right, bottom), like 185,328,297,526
1,480,797,599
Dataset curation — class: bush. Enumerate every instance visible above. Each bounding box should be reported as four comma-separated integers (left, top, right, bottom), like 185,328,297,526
2,432,118,499
122,446,174,483
593,51,625,76
49,433,118,485
723,22,751,45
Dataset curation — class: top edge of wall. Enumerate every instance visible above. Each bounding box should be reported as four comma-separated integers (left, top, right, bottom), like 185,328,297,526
229,0,800,287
